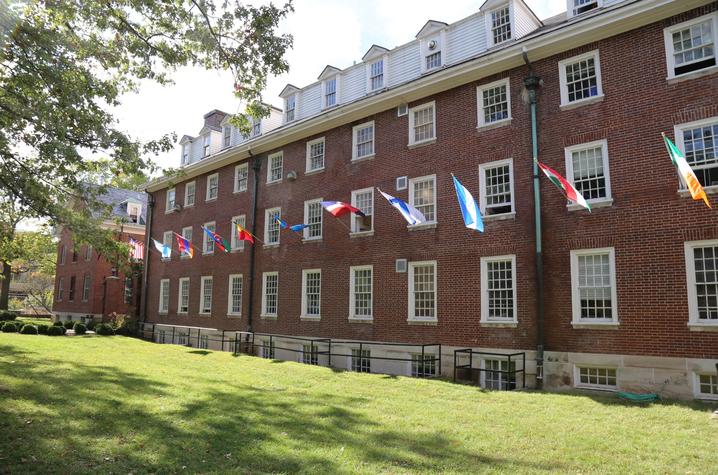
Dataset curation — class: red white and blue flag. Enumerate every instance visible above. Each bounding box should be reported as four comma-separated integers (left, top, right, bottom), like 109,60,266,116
321,201,365,217
173,232,194,258
128,237,144,260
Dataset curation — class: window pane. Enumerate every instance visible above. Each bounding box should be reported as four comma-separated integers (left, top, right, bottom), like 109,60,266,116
267,210,280,244
683,124,718,187
353,268,372,317
572,146,607,200
482,84,509,123
235,165,248,191
483,164,512,214
693,246,718,321
264,274,278,315
426,51,441,70
308,141,325,171
202,278,212,313
304,271,321,316
487,260,514,320
412,178,435,221
351,349,371,372
270,155,283,182
352,190,373,232
230,276,242,314
355,124,374,158
491,7,511,44
413,106,435,143
565,57,599,102
411,354,436,377
306,202,322,238
484,359,517,390
370,60,384,89
578,253,613,320
412,264,436,319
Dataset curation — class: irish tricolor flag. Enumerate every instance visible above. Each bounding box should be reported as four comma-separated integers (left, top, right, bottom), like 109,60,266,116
662,133,711,209
537,160,591,211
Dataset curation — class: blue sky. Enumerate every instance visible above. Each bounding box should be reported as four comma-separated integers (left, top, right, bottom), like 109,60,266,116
115,1,566,172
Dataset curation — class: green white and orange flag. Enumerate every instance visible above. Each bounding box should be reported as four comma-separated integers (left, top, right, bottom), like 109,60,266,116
536,160,591,212
662,133,711,209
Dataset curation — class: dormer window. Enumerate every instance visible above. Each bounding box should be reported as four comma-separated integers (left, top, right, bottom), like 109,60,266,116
202,134,211,157
181,144,189,165
252,121,261,137
285,95,296,122
417,21,447,74
369,60,384,90
362,45,389,93
223,126,231,148
127,203,142,224
490,6,511,45
426,48,441,70
570,0,601,17
325,78,337,107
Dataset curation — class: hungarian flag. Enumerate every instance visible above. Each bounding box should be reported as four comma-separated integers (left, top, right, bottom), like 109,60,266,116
173,232,194,258
537,160,591,211
201,226,229,253
663,133,711,208
321,201,365,217
235,222,255,244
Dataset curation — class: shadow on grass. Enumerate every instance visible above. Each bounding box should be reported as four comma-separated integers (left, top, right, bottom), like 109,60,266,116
187,350,211,356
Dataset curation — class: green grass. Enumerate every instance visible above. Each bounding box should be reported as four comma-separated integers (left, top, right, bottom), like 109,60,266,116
0,335,716,474
13,316,53,327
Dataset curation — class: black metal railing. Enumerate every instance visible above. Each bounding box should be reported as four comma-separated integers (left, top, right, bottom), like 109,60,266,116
453,349,526,390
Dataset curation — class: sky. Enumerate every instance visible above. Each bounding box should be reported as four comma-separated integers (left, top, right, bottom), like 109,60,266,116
115,0,566,173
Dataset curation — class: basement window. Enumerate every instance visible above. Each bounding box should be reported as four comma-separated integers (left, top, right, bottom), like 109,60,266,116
575,366,617,390
695,373,718,399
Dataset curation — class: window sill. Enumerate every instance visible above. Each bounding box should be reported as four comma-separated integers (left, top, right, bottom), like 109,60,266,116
266,180,283,186
233,189,247,194
407,222,437,232
477,118,511,132
205,197,217,203
300,315,321,321
305,168,325,176
349,230,374,238
407,318,438,326
230,248,245,253
571,321,620,329
348,316,373,323
678,185,718,198
479,321,518,328
198,313,212,317
575,385,618,393
202,252,214,256
483,212,516,222
161,258,171,262
568,198,613,211
227,313,242,319
302,238,323,244
177,312,188,316
263,243,280,249
688,323,718,332
260,314,277,320
158,312,168,316
351,154,375,163
666,66,718,84
559,94,605,111
180,255,192,260
408,138,437,149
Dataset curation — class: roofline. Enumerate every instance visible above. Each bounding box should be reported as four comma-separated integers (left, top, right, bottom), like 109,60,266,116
144,0,711,193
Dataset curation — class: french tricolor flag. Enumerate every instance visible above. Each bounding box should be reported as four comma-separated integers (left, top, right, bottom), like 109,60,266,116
320,201,365,217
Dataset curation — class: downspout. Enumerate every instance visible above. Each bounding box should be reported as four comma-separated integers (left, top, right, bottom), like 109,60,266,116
140,192,154,323
246,151,261,335
523,48,544,388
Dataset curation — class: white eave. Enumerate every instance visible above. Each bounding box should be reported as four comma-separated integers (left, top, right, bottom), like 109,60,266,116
415,20,449,38
279,84,301,98
362,45,390,62
318,65,342,80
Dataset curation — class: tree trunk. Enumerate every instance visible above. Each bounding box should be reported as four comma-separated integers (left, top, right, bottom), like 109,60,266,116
0,261,11,310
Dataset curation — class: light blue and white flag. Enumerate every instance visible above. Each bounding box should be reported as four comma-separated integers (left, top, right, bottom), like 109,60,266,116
451,174,484,232
152,238,172,259
377,189,427,226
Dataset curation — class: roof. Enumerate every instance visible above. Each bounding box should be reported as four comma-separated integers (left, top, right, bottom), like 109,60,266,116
83,184,148,226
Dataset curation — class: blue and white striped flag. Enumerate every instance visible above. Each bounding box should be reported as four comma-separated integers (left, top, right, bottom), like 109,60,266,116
377,189,427,226
451,174,484,232
152,238,172,259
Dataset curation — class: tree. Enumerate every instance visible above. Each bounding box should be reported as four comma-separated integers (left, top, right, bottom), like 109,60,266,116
0,0,293,263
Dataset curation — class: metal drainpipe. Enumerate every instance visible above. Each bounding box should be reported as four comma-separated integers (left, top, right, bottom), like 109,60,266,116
140,192,154,323
523,49,544,388
246,151,261,336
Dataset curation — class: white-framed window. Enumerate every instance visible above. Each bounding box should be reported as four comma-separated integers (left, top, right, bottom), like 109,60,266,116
159,279,170,314
202,134,211,157
306,137,325,172
559,50,603,107
251,120,262,137
569,0,601,17
162,231,173,260
489,5,512,46
181,226,192,244
351,188,373,233
425,50,441,71
351,349,371,373
260,339,275,359
68,276,76,301
234,163,248,193
570,248,618,325
301,269,321,318
323,76,338,108
184,181,196,207
261,272,279,317
123,276,132,304
203,221,215,254
85,245,92,261
285,94,296,122
57,277,64,301
227,274,243,316
409,102,436,146
206,173,219,201
352,121,374,160
420,31,445,73
663,13,717,79
303,199,323,240
127,203,142,223
479,158,515,217
369,59,384,90
411,354,436,377
223,125,232,148
181,143,190,165
481,359,517,390
302,344,319,365
267,152,283,183
675,118,718,189
349,265,373,320
565,140,612,205
575,366,617,390
409,175,437,224
480,255,517,324
264,208,281,245
230,215,246,251
59,245,66,265
477,79,511,127
694,372,718,399
81,274,91,302
199,276,213,314
684,240,718,327
165,188,176,213
408,261,437,322
178,277,190,314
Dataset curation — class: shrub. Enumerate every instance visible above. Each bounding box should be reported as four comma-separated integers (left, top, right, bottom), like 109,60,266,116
47,325,64,336
86,320,96,331
95,324,115,336
0,311,16,321
63,320,75,330
2,322,18,333
36,324,49,335
73,323,87,335
20,324,38,335
53,320,64,327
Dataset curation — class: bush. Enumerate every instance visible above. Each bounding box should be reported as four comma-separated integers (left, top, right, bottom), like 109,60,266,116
63,320,75,330
53,320,64,327
47,325,65,336
36,324,49,335
73,323,87,335
20,324,38,335
0,311,17,321
2,322,18,333
86,320,96,331
95,324,115,336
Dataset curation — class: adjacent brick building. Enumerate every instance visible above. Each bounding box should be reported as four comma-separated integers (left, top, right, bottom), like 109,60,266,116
142,0,718,400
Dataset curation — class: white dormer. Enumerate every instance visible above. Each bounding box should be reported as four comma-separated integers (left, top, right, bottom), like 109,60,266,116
567,0,602,18
416,20,448,73
179,135,193,166
318,65,341,109
222,124,232,149
363,45,390,93
482,0,513,47
280,84,300,123
125,200,143,224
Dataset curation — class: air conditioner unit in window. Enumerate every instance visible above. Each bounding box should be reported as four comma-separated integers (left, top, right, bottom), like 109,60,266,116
395,259,407,273
397,104,408,117
172,204,183,212
396,176,408,191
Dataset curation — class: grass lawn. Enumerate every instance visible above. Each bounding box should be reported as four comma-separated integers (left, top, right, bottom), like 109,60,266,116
0,335,716,474
13,316,53,327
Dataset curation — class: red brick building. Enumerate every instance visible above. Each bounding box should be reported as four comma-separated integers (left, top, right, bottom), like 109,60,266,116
142,0,718,400
53,187,146,323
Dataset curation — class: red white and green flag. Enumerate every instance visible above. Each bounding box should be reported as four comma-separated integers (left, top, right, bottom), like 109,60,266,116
536,160,591,211
662,133,711,209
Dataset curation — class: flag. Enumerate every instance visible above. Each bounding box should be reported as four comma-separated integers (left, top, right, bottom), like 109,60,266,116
377,189,427,225
152,238,171,259
536,160,591,211
275,216,289,229
128,237,145,260
289,223,310,233
321,201,365,217
451,174,484,232
663,133,711,208
173,232,194,258
201,226,229,253
234,222,255,244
